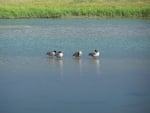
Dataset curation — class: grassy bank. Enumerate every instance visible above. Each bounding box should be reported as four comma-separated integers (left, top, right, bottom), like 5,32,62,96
0,0,150,18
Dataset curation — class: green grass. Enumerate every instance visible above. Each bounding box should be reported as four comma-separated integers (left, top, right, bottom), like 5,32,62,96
0,0,150,18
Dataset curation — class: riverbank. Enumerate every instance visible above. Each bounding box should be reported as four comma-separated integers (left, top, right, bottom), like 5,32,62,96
0,0,150,18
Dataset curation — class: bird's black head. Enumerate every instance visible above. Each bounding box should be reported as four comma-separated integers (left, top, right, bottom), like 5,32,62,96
95,50,98,52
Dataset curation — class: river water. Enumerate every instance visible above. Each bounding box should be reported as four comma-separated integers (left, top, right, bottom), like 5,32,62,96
0,19,150,113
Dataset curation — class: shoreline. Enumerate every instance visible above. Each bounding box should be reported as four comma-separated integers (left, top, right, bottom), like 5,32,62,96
0,16,149,19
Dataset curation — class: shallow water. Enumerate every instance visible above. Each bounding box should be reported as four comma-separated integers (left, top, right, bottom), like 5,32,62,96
0,19,150,113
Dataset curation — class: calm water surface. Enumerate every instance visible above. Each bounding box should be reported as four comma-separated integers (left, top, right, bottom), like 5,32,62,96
0,19,150,113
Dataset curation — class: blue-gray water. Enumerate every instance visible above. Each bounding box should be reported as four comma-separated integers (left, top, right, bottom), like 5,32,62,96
0,19,150,113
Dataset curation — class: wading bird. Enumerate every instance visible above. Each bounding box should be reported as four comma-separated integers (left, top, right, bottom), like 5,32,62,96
46,50,56,57
73,50,82,57
55,51,63,58
89,50,100,58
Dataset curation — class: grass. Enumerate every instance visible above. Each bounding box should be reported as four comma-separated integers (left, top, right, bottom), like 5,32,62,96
0,0,149,18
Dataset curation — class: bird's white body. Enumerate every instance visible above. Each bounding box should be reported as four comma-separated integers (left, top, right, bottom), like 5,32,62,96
73,50,82,57
46,50,56,57
93,51,100,57
89,50,100,57
55,51,63,58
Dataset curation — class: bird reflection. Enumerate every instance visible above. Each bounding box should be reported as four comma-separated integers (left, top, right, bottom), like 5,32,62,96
48,57,55,72
90,58,100,76
73,57,83,76
55,58,64,78
47,57,64,79
94,58,100,75
48,57,54,63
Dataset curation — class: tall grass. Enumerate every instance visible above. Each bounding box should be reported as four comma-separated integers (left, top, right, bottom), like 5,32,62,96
0,0,149,18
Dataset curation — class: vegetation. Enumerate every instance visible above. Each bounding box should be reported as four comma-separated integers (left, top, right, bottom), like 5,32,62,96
0,0,149,18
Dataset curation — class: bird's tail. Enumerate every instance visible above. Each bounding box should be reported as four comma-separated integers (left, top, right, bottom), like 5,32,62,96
89,53,92,56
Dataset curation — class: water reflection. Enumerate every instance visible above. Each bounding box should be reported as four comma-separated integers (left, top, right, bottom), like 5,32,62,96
73,57,83,76
55,58,64,78
47,57,101,78
47,57,64,78
48,57,55,64
89,58,100,76
48,57,55,72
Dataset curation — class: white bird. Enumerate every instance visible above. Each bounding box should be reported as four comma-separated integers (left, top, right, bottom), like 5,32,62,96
89,50,100,57
73,50,82,57
46,50,56,57
55,51,63,58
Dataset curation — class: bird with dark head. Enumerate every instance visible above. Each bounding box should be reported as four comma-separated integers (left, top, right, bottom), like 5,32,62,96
55,51,63,58
46,50,56,57
89,50,100,57
73,50,82,57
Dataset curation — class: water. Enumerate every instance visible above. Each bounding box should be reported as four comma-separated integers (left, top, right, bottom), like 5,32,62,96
0,19,150,113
